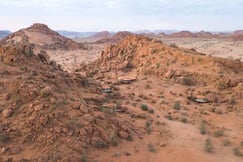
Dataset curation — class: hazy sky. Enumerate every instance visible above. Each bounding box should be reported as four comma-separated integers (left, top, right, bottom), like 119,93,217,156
1,0,243,32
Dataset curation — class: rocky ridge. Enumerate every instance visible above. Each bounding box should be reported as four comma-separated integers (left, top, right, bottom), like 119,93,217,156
0,43,138,161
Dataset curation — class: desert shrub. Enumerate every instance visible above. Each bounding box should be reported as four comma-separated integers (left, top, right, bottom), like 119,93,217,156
127,135,133,141
80,77,89,87
223,139,231,146
181,76,196,86
229,96,236,105
94,141,108,149
166,115,173,120
200,124,207,135
214,129,224,137
140,104,148,111
147,143,156,152
180,117,187,123
111,137,119,146
0,133,9,145
173,101,180,110
204,138,214,152
233,148,243,156
80,153,88,162
148,109,154,114
145,121,152,134
169,43,178,48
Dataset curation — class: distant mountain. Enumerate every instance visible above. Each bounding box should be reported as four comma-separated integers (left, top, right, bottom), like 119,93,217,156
88,31,112,39
0,30,11,39
57,30,97,38
134,30,177,34
96,31,134,43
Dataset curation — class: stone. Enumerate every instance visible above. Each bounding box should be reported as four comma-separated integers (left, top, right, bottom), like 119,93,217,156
10,146,22,154
50,97,56,104
34,104,44,111
113,152,121,157
2,109,13,118
40,86,52,97
215,107,223,114
72,102,81,109
165,69,176,78
79,105,89,113
1,147,8,153
160,141,167,147
124,151,131,156
102,103,117,109
118,131,129,139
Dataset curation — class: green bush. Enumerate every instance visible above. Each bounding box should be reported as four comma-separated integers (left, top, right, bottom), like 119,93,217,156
140,104,148,111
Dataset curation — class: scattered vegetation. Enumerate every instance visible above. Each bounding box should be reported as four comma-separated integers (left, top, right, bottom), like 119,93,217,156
229,96,236,105
94,141,108,149
140,104,148,111
80,77,89,87
214,129,224,137
233,148,243,157
181,76,195,86
127,135,133,141
180,117,188,123
148,109,154,114
145,121,152,134
204,138,214,152
0,133,9,145
223,139,231,146
166,115,173,120
111,137,119,147
169,43,178,48
200,124,207,135
173,101,180,110
80,152,88,162
147,143,156,153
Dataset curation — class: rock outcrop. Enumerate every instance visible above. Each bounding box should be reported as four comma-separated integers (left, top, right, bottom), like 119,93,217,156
81,35,243,89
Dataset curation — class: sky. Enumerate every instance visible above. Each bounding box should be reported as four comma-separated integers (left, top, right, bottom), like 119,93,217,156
1,0,243,32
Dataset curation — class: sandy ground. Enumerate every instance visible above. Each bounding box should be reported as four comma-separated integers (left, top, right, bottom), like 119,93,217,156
161,38,243,61
47,43,105,72
87,74,243,162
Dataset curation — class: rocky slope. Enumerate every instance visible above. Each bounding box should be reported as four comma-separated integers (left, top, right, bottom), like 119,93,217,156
0,43,138,161
78,35,243,162
81,35,243,90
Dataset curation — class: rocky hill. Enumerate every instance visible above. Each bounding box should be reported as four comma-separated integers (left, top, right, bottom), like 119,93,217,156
82,35,243,90
78,35,243,162
89,31,112,40
232,30,243,40
0,23,85,50
0,43,138,161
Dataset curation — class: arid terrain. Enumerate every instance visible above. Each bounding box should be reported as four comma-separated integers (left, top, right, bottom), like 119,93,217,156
0,24,243,162
161,38,243,61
